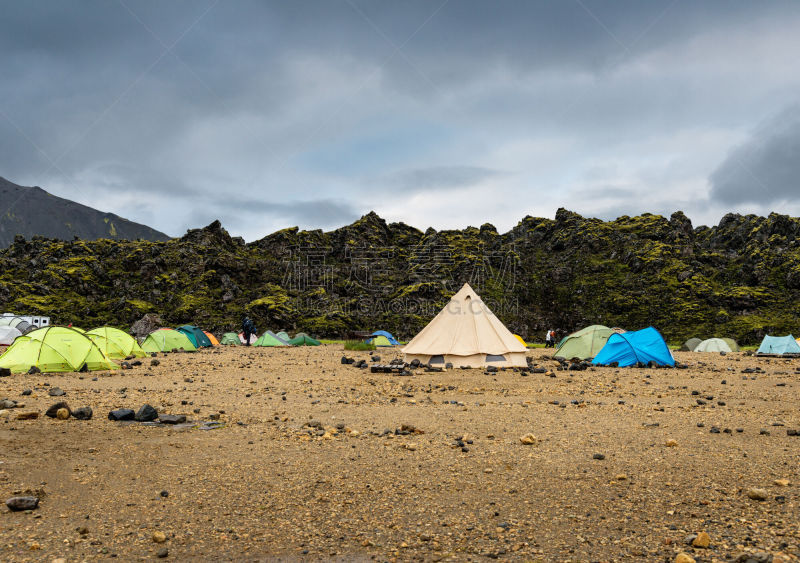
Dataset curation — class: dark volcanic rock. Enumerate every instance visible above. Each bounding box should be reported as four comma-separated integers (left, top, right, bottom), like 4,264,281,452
45,401,71,418
72,406,93,420
108,408,135,421
135,404,158,422
5,496,39,511
158,414,186,424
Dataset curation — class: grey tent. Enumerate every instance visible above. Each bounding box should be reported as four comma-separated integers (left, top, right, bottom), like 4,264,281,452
680,337,702,352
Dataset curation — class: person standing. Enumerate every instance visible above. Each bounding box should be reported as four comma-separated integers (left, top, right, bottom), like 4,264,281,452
545,330,552,348
242,316,256,346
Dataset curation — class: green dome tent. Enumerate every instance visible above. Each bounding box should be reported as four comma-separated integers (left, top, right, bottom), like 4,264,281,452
141,329,197,353
0,326,116,373
220,332,241,346
721,338,740,352
177,325,213,348
680,337,702,352
555,325,617,360
693,338,732,353
289,332,321,346
254,331,289,347
87,327,146,359
276,331,291,342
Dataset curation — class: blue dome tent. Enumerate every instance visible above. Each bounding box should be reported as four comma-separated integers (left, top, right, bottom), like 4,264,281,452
592,327,674,367
366,330,399,346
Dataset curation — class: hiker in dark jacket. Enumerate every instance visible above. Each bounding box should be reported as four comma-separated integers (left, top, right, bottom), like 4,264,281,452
242,316,257,346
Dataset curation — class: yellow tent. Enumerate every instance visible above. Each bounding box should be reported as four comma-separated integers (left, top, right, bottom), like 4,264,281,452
514,334,527,347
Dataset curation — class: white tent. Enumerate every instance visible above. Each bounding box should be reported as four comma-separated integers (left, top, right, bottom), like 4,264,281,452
402,283,527,368
0,325,23,346
694,338,733,353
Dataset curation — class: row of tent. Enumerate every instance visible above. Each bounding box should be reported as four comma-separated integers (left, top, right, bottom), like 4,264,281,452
680,337,740,353
219,331,321,347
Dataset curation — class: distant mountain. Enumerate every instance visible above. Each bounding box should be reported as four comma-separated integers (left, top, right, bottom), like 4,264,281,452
0,177,170,246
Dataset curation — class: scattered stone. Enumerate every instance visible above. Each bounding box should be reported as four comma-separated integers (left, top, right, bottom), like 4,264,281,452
151,359,160,366
0,399,16,409
0,367,10,377
774,478,790,486
21,389,32,396
592,453,605,460
746,488,768,501
48,387,66,397
16,412,39,420
157,547,169,558
674,553,695,563
72,407,93,420
152,531,167,543
108,408,135,421
691,531,710,548
135,404,158,422
665,439,678,447
56,408,70,420
27,366,41,374
45,402,71,418
160,490,169,498
6,496,39,511
158,414,186,424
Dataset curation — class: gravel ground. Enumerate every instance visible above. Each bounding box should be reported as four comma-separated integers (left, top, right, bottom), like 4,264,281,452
1,346,799,562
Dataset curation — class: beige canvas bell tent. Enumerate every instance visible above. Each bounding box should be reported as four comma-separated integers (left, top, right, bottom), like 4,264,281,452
402,283,527,368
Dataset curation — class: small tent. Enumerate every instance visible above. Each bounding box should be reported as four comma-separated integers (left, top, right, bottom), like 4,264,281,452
266,330,291,345
757,335,800,355
141,329,197,353
220,332,240,346
254,332,289,347
203,331,220,346
366,330,399,346
177,325,213,348
693,338,732,353
289,333,321,346
680,337,702,352
592,327,674,367
0,316,33,334
402,283,527,368
276,331,291,342
0,326,23,346
555,325,616,360
721,338,740,352
87,327,146,359
0,326,116,373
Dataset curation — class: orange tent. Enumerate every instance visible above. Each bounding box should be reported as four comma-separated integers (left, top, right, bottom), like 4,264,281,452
203,331,219,346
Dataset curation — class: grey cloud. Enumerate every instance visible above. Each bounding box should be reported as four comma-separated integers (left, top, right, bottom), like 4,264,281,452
709,105,800,204
383,166,504,192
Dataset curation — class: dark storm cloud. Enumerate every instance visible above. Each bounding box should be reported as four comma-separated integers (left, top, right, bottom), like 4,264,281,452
709,105,800,205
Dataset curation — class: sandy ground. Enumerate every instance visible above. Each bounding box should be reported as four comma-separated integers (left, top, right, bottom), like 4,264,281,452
1,346,799,562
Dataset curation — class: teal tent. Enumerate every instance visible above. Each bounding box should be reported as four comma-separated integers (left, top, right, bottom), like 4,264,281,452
592,327,674,367
177,325,213,348
756,335,800,355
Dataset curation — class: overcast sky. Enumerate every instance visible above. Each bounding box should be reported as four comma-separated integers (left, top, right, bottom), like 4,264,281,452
1,1,799,240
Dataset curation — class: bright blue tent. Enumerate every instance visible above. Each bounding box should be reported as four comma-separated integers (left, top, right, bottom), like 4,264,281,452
366,330,399,346
756,335,800,355
592,327,674,367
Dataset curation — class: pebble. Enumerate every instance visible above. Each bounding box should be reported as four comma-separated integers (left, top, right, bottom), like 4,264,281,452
774,478,790,486
56,408,70,420
157,547,169,558
691,531,710,548
674,553,695,563
665,439,678,447
16,412,39,420
519,433,538,445
158,414,186,424
45,402,70,418
48,387,66,397
152,531,167,543
592,453,605,460
746,488,768,501
21,389,32,396
6,496,39,511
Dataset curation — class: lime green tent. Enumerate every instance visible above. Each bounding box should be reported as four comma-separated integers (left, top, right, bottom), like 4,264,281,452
254,331,289,347
721,337,740,352
87,327,146,359
141,329,197,353
220,332,240,346
289,332,321,346
370,335,393,347
0,326,116,373
555,325,617,360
